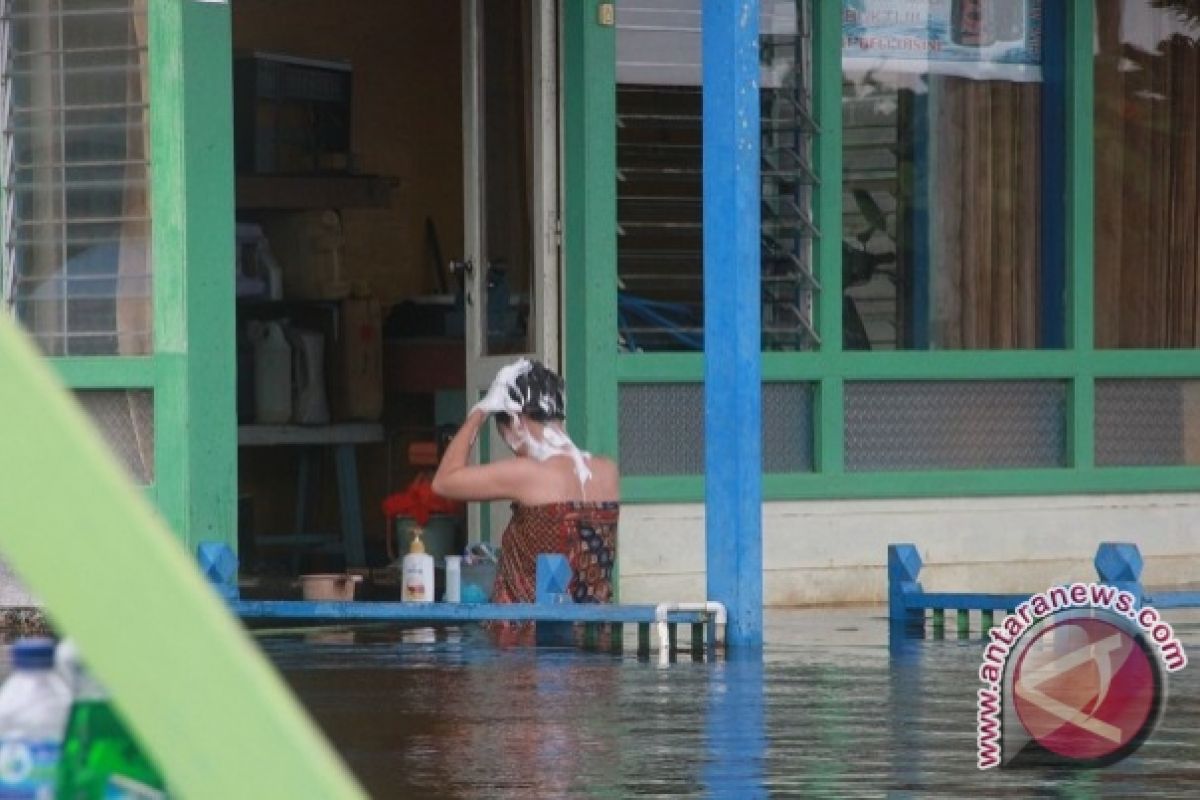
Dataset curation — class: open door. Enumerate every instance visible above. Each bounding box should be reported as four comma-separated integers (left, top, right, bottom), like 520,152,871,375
460,0,560,544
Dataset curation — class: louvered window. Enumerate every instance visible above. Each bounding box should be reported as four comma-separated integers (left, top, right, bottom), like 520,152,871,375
1,0,151,356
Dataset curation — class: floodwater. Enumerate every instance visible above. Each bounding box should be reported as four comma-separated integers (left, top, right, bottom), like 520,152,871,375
257,607,1200,798
3,607,1196,796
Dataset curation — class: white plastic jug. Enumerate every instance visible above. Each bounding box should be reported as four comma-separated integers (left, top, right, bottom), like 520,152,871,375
288,328,330,425
249,320,292,424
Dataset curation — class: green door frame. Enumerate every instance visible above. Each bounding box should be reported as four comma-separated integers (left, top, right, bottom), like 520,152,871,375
6,0,238,552
565,0,1200,504
563,0,619,458
146,0,237,551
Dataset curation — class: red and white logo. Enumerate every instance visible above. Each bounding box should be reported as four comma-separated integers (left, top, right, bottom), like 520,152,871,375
1012,617,1159,763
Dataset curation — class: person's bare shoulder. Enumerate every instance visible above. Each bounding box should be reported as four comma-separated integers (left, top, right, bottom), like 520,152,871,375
588,455,620,500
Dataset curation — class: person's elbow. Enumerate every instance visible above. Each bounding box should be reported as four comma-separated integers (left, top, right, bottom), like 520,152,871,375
430,470,452,499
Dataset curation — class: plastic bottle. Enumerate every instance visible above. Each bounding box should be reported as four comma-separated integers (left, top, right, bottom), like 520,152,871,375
0,638,72,799
55,641,166,799
444,556,462,603
401,528,435,602
287,328,330,425
248,320,292,424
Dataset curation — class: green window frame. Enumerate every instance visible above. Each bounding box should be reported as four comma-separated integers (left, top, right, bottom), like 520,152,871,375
1,0,236,549
563,1,1200,504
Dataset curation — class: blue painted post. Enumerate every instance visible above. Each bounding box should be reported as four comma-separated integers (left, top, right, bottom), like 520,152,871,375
197,542,238,600
887,544,924,636
535,553,573,646
1094,542,1145,605
704,649,766,796
703,0,763,648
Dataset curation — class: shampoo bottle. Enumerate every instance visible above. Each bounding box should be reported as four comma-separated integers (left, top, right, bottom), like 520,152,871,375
402,528,435,602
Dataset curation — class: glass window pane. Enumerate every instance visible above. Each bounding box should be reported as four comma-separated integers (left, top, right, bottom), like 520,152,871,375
615,1,817,353
842,0,1063,350
2,0,152,356
480,0,535,356
1095,0,1200,349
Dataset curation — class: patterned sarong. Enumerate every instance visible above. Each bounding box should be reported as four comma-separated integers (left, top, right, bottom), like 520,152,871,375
492,502,619,605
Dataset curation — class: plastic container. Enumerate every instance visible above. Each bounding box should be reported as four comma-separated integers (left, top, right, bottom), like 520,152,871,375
287,328,330,425
402,529,435,603
444,556,462,603
0,638,72,799
248,320,292,424
56,641,166,798
461,562,497,603
298,574,362,601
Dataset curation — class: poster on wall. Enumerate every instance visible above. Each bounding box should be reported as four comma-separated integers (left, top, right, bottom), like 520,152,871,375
843,0,1044,82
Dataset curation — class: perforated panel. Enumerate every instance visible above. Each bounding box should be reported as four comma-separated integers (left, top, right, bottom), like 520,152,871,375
619,384,703,475
618,382,813,475
845,381,1066,471
763,382,814,472
77,390,154,484
1095,380,1200,467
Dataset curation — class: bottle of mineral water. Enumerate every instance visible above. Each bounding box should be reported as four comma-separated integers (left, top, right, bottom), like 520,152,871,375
55,642,166,800
0,638,73,799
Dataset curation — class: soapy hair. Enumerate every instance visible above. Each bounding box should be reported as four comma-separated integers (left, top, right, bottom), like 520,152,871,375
491,360,592,489
496,360,565,427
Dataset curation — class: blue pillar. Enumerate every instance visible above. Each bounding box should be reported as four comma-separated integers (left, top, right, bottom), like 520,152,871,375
703,0,763,648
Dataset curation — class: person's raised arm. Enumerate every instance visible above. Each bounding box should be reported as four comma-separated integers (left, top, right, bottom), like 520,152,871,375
431,411,532,502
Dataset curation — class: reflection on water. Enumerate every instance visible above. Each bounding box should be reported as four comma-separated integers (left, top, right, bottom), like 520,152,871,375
259,608,1200,798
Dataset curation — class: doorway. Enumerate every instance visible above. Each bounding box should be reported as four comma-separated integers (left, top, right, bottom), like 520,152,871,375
229,0,560,582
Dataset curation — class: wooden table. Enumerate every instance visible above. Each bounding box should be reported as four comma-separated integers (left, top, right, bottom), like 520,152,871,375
238,423,384,568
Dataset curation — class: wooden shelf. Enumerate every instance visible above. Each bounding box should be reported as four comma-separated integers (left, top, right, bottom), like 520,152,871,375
236,174,398,210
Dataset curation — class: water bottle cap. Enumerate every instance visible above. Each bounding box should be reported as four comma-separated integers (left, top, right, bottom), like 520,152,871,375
11,638,56,670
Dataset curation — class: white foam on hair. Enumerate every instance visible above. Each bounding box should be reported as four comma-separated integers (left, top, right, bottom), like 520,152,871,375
491,358,533,415
491,357,592,491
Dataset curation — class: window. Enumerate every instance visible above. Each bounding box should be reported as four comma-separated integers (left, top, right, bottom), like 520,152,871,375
2,0,152,356
614,0,817,352
1094,0,1200,349
841,0,1063,350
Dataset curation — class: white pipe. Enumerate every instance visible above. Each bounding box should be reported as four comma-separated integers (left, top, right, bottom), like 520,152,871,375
654,602,727,665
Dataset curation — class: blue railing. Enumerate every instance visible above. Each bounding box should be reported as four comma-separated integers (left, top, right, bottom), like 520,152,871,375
888,541,1200,638
208,551,724,660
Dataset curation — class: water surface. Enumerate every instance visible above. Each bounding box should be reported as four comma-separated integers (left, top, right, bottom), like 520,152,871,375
262,607,1200,798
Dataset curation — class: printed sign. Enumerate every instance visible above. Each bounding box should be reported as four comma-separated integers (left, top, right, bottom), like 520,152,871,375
843,0,1044,82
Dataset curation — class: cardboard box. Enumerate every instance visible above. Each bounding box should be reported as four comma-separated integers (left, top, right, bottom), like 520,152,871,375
332,294,383,421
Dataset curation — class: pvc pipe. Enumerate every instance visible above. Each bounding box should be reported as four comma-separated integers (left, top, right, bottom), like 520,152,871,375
655,602,727,665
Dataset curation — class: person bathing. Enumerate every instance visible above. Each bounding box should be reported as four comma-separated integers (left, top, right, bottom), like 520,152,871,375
432,359,619,604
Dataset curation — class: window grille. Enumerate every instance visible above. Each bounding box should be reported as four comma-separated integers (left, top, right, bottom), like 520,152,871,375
614,1,818,352
1,0,152,356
